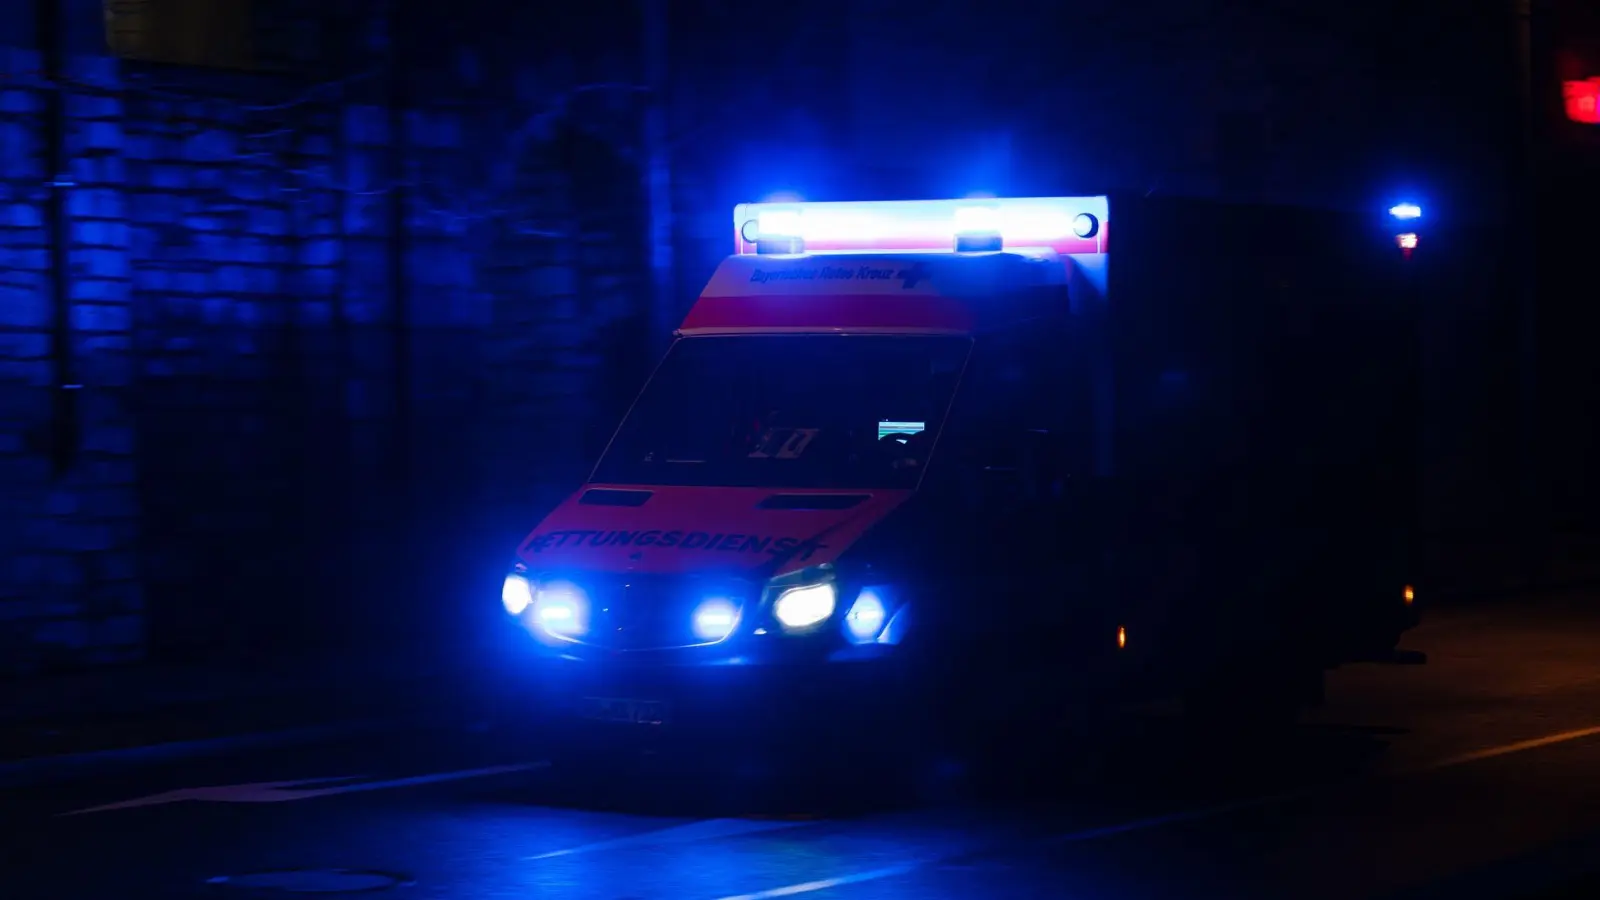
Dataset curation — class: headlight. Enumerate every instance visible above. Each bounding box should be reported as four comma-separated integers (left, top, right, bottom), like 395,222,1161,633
501,573,534,615
772,582,837,631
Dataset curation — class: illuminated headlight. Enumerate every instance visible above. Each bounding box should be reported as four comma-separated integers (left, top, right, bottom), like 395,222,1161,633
692,598,740,642
772,583,837,631
501,573,534,616
532,581,588,638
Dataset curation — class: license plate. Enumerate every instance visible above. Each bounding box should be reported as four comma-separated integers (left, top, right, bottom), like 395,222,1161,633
579,696,671,725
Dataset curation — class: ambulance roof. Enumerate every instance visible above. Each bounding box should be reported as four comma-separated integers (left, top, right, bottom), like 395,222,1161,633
677,196,1110,335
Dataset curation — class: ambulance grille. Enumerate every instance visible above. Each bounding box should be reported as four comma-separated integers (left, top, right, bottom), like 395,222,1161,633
575,574,758,651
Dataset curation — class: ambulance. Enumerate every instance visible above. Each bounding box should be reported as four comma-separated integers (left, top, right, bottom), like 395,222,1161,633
496,195,1423,756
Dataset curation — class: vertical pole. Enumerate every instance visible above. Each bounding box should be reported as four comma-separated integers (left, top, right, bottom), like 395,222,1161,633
1512,0,1544,587
387,1,412,490
38,0,77,478
383,0,416,633
642,0,674,351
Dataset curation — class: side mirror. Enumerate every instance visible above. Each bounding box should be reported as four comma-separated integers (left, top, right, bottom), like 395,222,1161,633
970,431,1064,505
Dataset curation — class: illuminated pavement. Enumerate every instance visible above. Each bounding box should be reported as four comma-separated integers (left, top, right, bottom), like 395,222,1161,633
5,595,1600,899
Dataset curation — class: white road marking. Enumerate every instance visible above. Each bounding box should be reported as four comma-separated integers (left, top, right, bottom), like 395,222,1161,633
1410,724,1600,772
707,786,1316,900
59,776,371,815
713,863,926,900
527,817,810,860
59,762,548,816
710,721,1600,899
1044,786,1315,845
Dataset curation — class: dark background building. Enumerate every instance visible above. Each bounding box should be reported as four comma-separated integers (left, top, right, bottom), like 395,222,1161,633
0,0,1593,674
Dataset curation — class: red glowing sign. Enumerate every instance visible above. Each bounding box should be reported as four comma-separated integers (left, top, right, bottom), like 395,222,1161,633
1564,78,1600,125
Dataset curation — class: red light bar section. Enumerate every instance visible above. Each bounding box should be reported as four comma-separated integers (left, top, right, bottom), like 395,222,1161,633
1564,78,1600,124
679,293,977,334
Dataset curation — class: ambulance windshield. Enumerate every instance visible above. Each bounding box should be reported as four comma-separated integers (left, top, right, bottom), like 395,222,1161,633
592,334,972,489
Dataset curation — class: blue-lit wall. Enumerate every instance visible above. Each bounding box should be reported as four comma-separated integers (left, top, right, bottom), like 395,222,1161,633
0,19,145,671
0,2,651,673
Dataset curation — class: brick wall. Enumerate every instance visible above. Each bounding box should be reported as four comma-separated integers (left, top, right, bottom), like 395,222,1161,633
119,83,345,656
0,6,652,673
1,46,144,674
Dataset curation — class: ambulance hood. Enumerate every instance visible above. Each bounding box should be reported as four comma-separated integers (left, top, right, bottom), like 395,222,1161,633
515,484,912,578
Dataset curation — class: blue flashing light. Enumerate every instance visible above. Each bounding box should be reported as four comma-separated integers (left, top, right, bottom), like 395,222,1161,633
877,601,911,646
844,589,889,644
532,582,587,639
953,206,1004,251
953,205,1001,235
750,209,808,254
757,210,803,239
692,598,739,642
1389,203,1422,221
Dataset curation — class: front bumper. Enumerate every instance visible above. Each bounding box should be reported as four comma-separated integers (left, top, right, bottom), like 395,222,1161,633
526,655,910,739
497,605,919,744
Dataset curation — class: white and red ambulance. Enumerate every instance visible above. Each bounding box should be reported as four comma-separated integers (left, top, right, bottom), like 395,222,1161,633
496,195,1422,757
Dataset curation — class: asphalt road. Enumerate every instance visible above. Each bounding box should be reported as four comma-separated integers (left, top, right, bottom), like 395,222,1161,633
4,594,1600,900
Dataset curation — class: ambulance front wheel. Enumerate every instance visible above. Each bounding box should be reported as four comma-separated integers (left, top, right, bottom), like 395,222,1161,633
1364,626,1406,658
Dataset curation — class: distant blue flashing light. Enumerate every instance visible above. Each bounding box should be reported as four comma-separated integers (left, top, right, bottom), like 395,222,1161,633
1389,203,1422,221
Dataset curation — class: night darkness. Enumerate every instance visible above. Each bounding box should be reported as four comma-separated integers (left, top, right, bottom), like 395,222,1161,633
2,2,1600,899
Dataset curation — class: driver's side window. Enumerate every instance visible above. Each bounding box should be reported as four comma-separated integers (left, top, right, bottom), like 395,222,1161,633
942,322,1092,507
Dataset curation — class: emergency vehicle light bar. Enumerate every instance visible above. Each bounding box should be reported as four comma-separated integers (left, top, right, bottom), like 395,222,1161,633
732,196,1109,256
